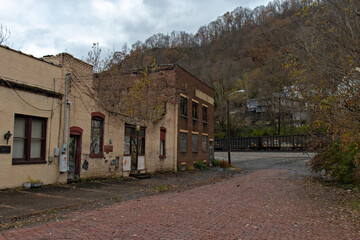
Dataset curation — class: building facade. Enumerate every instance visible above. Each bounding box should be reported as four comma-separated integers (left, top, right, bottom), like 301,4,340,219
0,46,214,189
0,46,63,189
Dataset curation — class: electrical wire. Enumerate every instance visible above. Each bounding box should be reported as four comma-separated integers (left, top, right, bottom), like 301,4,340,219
1,77,61,112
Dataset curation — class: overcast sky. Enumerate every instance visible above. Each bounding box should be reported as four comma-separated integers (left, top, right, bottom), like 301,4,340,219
0,0,270,60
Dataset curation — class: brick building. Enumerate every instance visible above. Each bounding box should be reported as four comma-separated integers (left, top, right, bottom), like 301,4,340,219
174,65,215,168
95,64,215,170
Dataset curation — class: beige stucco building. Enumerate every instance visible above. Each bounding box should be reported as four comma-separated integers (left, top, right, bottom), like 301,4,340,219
0,46,179,189
0,46,63,189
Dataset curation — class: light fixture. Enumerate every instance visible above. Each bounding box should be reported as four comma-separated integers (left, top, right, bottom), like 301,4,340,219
4,130,12,144
136,125,141,132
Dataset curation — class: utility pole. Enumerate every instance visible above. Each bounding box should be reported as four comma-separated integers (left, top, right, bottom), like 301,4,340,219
227,89,245,166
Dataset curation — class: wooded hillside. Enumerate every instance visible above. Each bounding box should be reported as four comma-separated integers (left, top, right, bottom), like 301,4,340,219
115,0,305,136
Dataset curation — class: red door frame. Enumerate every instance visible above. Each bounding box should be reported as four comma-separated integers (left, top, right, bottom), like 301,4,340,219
70,127,83,178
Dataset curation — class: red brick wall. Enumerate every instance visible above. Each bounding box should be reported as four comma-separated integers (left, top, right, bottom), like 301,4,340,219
175,65,215,168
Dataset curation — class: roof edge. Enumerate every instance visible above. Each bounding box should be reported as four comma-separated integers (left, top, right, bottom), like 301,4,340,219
0,45,62,68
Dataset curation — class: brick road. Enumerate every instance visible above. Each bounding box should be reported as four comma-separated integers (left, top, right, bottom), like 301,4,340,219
1,169,359,239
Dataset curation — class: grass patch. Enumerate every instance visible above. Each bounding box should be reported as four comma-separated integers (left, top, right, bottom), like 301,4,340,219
154,185,168,192
193,161,209,170
349,198,360,212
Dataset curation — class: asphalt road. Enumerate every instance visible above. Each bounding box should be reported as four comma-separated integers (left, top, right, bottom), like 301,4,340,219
215,151,315,176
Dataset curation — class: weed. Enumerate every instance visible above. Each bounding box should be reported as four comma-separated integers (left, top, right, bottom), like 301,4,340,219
213,159,221,167
113,176,121,182
187,165,195,171
154,185,168,192
193,161,209,170
349,198,360,212
220,160,231,168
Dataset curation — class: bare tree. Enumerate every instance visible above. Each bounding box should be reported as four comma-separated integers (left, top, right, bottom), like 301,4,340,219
0,24,11,45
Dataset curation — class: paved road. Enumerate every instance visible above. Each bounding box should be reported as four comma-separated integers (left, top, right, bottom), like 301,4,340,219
1,152,359,239
215,152,315,176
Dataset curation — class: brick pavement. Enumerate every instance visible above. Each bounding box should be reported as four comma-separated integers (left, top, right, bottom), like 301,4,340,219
1,169,359,239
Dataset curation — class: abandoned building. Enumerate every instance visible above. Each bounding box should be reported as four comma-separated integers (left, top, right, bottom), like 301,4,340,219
0,46,214,189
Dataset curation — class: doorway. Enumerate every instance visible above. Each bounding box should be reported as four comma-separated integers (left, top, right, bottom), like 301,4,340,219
209,140,214,166
68,134,81,180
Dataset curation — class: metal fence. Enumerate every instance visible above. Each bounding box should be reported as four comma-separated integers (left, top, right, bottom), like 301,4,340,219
215,134,311,152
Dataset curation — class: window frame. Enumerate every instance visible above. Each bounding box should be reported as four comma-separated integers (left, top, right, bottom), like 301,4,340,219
202,135,208,152
192,100,198,120
192,133,199,152
160,127,166,158
180,96,188,117
90,112,105,158
179,132,188,153
12,114,47,165
124,124,146,157
202,105,208,123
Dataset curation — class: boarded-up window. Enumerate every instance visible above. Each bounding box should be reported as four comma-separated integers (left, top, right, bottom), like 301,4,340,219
180,132,187,152
202,106,208,123
202,135,208,152
192,101,198,119
90,117,104,155
192,134,198,152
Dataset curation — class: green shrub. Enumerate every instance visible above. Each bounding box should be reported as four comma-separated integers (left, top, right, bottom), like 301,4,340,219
193,161,209,170
310,141,360,184
213,159,221,167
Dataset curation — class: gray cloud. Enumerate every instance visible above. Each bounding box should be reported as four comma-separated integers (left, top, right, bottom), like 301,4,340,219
0,0,270,59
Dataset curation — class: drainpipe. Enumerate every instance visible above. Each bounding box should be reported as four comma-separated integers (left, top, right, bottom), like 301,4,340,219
67,101,72,171
60,73,70,173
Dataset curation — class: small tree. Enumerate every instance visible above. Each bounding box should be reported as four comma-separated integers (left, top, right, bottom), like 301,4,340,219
85,43,176,124
0,24,11,45
287,0,360,183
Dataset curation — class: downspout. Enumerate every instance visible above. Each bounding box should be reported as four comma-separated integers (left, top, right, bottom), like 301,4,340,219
67,101,72,170
174,103,178,171
60,72,70,172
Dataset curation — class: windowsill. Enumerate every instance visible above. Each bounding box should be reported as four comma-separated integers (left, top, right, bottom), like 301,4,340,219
203,121,208,124
12,160,47,165
180,115,188,118
193,118,198,121
180,151,187,153
123,154,145,157
192,151,198,153
89,153,105,158
159,155,166,159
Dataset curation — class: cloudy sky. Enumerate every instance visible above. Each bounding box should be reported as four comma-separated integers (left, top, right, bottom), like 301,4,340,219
0,0,270,60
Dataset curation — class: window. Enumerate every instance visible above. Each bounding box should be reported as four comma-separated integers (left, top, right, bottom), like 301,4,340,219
180,132,187,152
202,135,208,152
192,134,198,152
192,101,198,120
124,125,146,156
90,113,105,157
13,115,47,164
160,127,166,158
180,96,188,117
202,106,208,123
